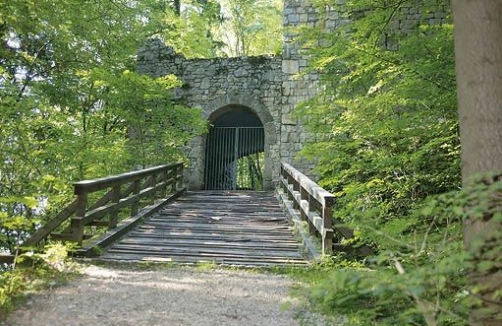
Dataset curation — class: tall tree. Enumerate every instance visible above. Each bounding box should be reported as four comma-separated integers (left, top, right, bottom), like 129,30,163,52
219,0,282,56
160,0,225,57
452,1,502,325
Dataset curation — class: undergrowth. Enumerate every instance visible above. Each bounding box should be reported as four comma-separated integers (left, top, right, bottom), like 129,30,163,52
0,243,79,319
285,1,481,325
285,179,502,326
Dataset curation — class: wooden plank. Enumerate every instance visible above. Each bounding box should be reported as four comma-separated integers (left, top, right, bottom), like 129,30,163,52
116,238,301,251
101,250,307,262
122,236,302,247
50,233,94,241
99,190,309,267
108,246,304,260
106,246,305,260
139,221,291,231
101,256,308,267
98,253,310,267
150,217,288,224
85,220,110,227
76,188,186,257
139,223,292,232
127,232,301,243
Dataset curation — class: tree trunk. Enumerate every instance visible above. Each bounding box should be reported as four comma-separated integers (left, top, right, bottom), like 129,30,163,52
452,1,502,325
173,0,181,15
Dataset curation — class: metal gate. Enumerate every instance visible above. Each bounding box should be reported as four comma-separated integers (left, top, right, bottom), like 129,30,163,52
204,127,265,190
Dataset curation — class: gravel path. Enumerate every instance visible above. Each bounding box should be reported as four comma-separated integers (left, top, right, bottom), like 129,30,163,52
2,265,305,326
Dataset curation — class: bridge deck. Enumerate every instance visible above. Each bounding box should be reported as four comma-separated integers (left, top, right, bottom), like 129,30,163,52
100,191,309,267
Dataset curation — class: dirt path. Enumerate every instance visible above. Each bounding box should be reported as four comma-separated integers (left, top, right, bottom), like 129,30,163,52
2,265,313,326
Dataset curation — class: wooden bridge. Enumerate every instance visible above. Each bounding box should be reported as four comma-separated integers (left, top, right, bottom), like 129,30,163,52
5,163,369,267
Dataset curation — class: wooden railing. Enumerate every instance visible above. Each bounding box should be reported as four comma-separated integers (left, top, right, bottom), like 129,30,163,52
278,162,372,257
24,163,185,248
279,162,334,255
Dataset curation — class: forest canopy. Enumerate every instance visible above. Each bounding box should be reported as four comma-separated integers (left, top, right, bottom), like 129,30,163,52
0,0,211,252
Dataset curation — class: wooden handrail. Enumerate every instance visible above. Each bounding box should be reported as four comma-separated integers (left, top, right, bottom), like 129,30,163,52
24,163,185,247
73,164,178,194
279,162,334,254
279,162,372,257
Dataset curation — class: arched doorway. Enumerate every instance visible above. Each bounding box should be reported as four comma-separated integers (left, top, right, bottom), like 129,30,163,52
204,106,265,190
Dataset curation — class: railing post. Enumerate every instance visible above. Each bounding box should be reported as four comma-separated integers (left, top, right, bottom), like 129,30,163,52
176,164,183,190
287,173,294,202
300,187,308,222
292,178,300,210
307,194,317,235
280,165,288,195
109,185,120,229
72,192,87,245
322,197,334,255
131,179,140,216
168,167,175,192
163,167,169,196
151,173,157,202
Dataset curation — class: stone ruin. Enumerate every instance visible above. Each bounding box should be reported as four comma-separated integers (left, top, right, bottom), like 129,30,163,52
137,0,450,190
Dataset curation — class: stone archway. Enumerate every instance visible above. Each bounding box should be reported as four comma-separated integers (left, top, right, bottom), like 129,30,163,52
137,42,282,189
185,97,278,191
204,105,265,190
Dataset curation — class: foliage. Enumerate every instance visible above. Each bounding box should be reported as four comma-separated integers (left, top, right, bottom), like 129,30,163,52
219,0,283,56
297,1,459,245
305,191,469,325
0,243,77,318
159,0,227,58
0,0,206,252
155,0,283,58
291,0,475,324
458,174,502,324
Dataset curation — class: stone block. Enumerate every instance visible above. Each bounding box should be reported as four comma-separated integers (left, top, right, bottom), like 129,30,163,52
200,78,211,90
288,14,300,24
282,113,298,125
282,60,299,74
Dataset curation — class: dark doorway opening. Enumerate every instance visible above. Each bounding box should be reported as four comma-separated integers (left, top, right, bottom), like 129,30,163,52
204,108,265,190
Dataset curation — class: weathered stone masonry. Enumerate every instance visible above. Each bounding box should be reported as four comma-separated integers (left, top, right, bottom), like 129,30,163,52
137,40,282,189
137,1,333,190
137,0,450,190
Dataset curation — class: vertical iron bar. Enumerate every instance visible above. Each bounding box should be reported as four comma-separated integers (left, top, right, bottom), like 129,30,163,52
245,127,249,189
213,127,218,189
204,126,264,190
216,127,222,190
222,127,227,189
234,127,239,190
220,127,226,189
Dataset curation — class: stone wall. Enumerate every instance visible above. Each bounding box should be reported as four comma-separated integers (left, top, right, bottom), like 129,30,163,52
280,0,451,174
281,0,347,175
136,0,451,189
137,39,282,189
